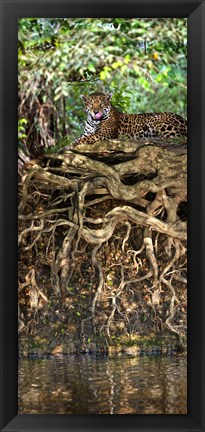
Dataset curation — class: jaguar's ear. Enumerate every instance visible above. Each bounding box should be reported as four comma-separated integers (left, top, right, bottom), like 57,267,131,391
107,92,112,101
80,94,87,103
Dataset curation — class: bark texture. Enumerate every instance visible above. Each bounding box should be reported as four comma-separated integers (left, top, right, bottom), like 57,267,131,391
18,139,187,345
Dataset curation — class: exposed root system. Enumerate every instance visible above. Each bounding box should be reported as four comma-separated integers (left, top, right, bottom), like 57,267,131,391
18,139,187,347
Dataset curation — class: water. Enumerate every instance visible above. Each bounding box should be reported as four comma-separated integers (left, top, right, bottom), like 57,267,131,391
18,355,187,414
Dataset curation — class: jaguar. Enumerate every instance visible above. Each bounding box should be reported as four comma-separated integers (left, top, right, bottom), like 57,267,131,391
61,92,187,151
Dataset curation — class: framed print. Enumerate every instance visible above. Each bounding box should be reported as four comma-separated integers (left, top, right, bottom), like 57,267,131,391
0,0,204,431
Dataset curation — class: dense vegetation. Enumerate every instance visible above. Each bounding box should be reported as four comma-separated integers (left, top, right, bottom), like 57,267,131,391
18,18,187,160
18,18,187,356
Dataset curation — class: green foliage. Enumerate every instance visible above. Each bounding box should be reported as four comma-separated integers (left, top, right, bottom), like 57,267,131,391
18,18,187,154
18,118,28,141
76,311,81,317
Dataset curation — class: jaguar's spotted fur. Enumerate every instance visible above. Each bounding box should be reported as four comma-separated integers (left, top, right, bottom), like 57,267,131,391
62,92,187,151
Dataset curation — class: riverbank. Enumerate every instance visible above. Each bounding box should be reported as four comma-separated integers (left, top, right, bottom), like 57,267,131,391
19,331,186,358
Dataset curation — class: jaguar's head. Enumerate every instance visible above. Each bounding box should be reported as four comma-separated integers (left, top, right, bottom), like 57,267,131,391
80,92,112,121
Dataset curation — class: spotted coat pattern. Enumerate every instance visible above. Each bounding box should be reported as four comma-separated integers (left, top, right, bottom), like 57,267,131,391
62,92,187,151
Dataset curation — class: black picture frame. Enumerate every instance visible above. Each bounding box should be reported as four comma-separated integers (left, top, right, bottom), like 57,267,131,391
0,0,204,431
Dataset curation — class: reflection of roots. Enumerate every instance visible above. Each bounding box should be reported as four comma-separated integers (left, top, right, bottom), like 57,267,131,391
18,139,187,338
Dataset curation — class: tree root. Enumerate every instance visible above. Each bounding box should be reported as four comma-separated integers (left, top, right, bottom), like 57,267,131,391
18,139,187,340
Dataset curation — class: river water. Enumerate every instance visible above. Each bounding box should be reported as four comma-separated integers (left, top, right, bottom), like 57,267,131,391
18,355,187,414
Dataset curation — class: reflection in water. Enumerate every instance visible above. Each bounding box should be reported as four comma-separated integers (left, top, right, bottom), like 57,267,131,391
18,355,187,414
